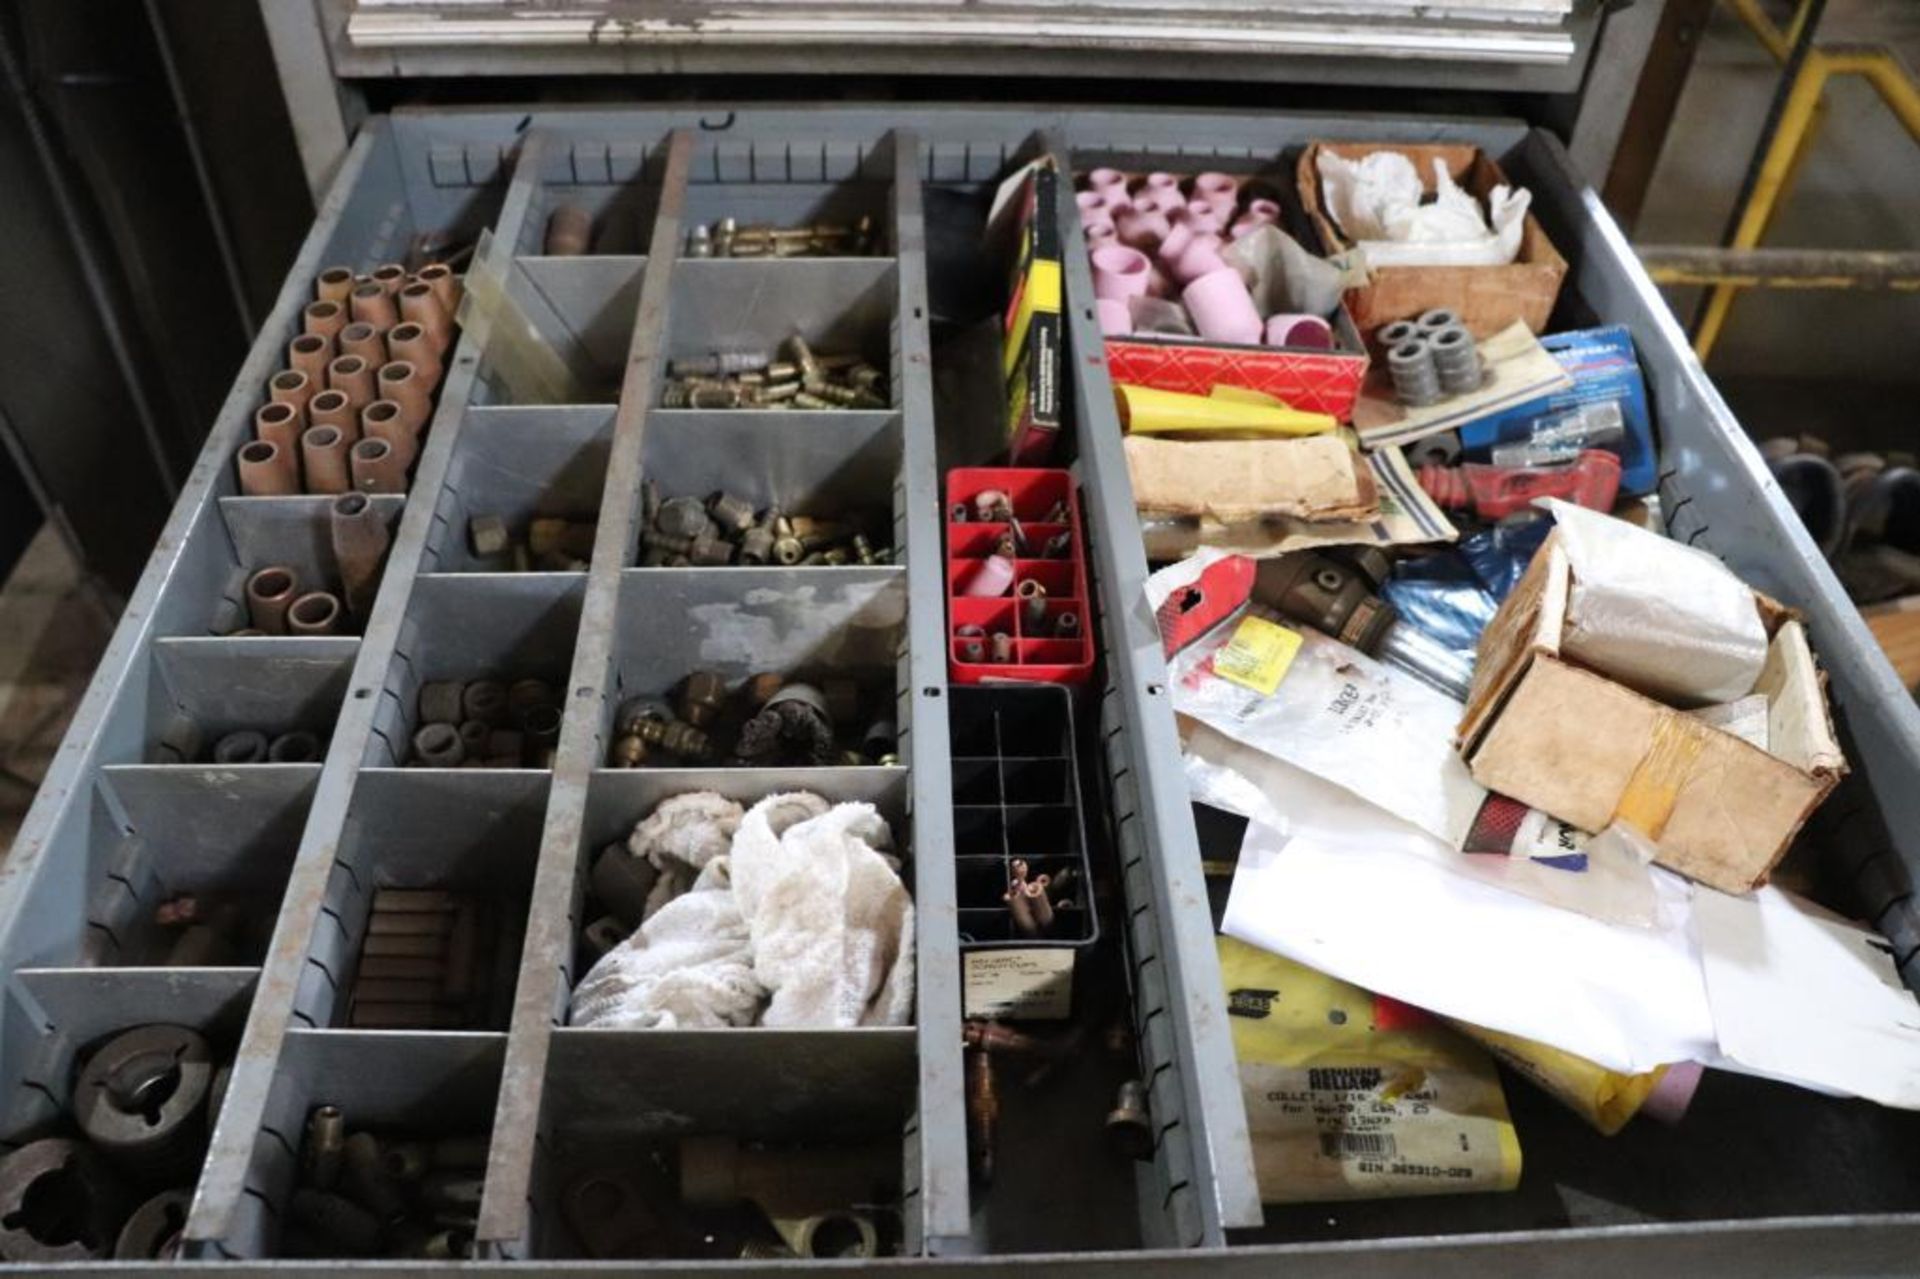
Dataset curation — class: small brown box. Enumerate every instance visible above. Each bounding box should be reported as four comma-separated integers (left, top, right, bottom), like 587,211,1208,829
1297,141,1568,341
1458,532,1846,895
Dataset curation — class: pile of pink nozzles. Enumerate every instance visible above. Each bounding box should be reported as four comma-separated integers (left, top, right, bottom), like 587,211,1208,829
1079,167,1335,351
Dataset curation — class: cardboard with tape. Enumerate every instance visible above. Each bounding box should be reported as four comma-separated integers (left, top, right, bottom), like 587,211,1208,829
1458,530,1847,894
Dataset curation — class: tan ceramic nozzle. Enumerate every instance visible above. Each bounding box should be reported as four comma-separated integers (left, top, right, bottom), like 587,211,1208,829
338,322,386,367
286,591,343,636
350,437,408,494
236,440,298,496
268,369,315,417
301,425,352,494
326,355,376,413
416,262,461,316
307,389,354,433
545,204,592,256
350,281,398,329
287,332,333,383
385,324,442,387
253,401,304,454
303,299,346,341
370,263,407,296
398,283,452,352
376,361,433,435
245,565,299,634
315,266,355,304
359,401,417,463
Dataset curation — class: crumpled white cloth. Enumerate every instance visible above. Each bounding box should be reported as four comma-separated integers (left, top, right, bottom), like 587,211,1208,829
1318,149,1530,268
570,791,914,1030
629,790,742,919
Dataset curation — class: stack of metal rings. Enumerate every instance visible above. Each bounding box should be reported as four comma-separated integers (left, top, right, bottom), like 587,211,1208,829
1380,309,1483,406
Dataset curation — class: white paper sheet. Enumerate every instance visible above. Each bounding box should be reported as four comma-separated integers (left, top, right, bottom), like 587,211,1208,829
1695,886,1920,1110
1221,818,1717,1074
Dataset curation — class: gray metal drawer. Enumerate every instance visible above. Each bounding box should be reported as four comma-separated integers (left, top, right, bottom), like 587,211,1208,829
0,103,1915,1274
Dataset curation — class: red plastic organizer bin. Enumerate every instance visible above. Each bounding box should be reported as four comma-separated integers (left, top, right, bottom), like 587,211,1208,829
945,468,1094,686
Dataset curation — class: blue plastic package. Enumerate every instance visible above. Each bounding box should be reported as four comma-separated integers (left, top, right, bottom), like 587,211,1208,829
1458,326,1657,496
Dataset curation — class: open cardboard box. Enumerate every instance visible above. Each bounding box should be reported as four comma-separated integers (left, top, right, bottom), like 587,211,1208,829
1458,531,1847,895
1297,141,1568,342
1103,305,1370,421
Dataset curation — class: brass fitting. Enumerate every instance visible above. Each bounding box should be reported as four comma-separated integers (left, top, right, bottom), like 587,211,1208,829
708,491,756,533
850,534,878,565
678,670,728,727
469,515,510,558
773,536,805,565
305,1105,346,1189
738,527,775,564
1105,1080,1154,1160
627,715,711,762
787,334,820,384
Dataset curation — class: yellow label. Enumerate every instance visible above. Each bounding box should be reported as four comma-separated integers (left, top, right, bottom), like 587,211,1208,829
1214,616,1302,696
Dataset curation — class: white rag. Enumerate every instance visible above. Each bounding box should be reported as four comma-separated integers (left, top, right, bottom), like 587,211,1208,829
570,791,914,1030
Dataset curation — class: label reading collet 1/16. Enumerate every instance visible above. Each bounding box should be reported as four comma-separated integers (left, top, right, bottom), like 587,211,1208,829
1241,1061,1518,1202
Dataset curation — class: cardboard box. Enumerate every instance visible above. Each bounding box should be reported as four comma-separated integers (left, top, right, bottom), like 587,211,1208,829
1104,308,1369,421
1458,533,1846,894
992,160,1064,464
1297,142,1568,341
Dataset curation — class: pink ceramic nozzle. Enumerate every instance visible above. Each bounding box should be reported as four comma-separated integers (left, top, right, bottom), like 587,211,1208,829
1264,313,1336,349
1246,197,1282,222
1076,190,1110,223
1193,172,1240,203
1144,172,1180,192
1087,167,1129,194
1085,222,1119,246
1141,185,1186,216
1158,219,1201,264
1166,234,1227,286
1114,205,1171,252
1091,245,1153,301
1095,298,1133,337
963,554,1017,598
1182,268,1263,346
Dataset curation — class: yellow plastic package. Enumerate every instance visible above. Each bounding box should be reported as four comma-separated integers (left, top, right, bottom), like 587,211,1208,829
1219,936,1522,1204
1447,1019,1672,1136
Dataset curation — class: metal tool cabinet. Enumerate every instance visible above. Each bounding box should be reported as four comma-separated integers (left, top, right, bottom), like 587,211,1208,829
3,103,1919,1273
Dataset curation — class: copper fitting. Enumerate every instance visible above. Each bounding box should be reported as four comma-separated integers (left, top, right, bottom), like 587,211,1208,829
386,323,443,387
349,281,398,329
315,266,355,304
253,401,303,455
330,491,389,622
1006,880,1040,937
307,390,357,442
350,437,408,494
545,204,593,256
398,283,452,352
236,440,298,496
327,354,376,412
966,1047,998,1186
1023,878,1055,931
370,262,408,295
1009,858,1029,884
377,361,433,435
268,368,315,417
287,591,342,636
303,299,346,341
416,262,462,315
245,566,298,633
678,670,727,728
301,426,351,494
288,332,333,383
338,322,385,367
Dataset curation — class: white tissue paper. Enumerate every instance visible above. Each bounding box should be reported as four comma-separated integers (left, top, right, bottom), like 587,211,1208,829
1317,150,1531,268
1547,499,1770,706
571,791,914,1030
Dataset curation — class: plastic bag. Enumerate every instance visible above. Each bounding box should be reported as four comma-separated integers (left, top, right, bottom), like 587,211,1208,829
1317,150,1531,268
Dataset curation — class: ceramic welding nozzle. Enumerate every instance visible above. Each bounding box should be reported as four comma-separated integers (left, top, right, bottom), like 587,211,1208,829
338,322,386,368
286,591,343,636
315,266,355,304
1091,245,1153,302
254,401,304,455
307,390,358,442
350,437,408,494
349,281,398,329
416,262,462,316
1114,206,1170,252
1095,299,1132,337
385,324,443,388
245,565,299,633
288,332,334,383
268,368,316,418
376,361,434,436
1165,234,1227,287
303,299,346,342
1264,314,1335,350
963,555,1016,598
398,282,453,352
327,354,376,414
1182,268,1263,346
301,425,352,494
236,440,298,496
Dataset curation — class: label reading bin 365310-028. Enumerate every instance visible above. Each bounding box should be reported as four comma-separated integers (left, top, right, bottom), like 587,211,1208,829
963,948,1075,1020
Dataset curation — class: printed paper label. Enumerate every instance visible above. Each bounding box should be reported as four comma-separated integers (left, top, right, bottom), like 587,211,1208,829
1213,616,1302,696
963,948,1074,1020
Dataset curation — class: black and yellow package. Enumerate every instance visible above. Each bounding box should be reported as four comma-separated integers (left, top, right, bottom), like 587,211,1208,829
1219,935,1521,1204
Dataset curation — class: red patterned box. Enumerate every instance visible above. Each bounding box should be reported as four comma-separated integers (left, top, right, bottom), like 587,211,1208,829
1103,311,1370,422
